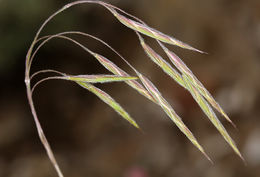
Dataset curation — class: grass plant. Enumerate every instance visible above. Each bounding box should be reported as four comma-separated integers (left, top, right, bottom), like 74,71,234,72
25,1,244,176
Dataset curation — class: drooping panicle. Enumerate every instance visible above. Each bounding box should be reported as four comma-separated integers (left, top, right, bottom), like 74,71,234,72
93,53,156,103
65,74,137,83
106,7,205,53
137,73,211,162
78,82,140,129
182,74,243,160
137,34,186,88
160,43,235,126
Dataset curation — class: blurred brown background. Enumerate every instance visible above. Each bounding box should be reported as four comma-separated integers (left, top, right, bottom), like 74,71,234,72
0,0,259,176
